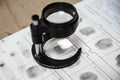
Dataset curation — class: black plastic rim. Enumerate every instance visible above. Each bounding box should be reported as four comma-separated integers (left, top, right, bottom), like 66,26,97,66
41,2,79,28
32,44,81,69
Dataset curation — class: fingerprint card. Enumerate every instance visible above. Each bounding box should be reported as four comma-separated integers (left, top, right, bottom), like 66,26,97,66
70,64,110,80
0,71,8,80
86,35,120,57
42,73,63,80
63,55,92,75
0,39,31,68
75,18,104,43
103,49,120,74
0,54,25,80
16,39,33,60
18,60,53,80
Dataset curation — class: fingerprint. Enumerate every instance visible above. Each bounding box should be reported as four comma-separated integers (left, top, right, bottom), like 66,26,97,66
115,54,120,67
1,39,5,43
80,72,98,80
95,38,113,50
16,41,31,58
79,27,95,36
10,52,16,57
54,46,65,53
22,49,31,58
0,61,5,68
26,65,46,78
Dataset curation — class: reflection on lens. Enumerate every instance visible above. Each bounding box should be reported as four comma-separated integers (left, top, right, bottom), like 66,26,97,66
80,72,98,80
95,38,113,50
26,65,46,78
79,27,95,36
116,54,120,67
46,11,73,23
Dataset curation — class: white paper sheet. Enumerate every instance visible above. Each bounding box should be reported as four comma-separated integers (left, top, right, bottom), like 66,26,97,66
0,0,120,80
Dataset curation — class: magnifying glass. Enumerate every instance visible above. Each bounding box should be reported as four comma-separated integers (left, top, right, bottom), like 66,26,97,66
30,2,81,69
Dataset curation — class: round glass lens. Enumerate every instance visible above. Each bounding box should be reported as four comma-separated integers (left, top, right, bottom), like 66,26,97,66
44,38,77,60
46,11,73,23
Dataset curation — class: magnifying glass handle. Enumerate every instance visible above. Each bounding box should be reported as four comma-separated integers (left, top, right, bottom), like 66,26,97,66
31,15,51,56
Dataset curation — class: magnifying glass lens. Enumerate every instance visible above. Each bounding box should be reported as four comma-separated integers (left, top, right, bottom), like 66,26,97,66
46,11,73,23
44,38,78,60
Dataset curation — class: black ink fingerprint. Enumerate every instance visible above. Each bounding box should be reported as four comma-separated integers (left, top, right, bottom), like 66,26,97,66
116,54,120,67
79,27,95,36
22,49,31,58
26,65,46,78
95,38,113,50
80,72,98,80
10,52,16,57
0,61,5,68
16,41,31,58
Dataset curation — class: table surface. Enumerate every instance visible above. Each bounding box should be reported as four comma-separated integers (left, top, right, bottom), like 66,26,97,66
0,0,80,39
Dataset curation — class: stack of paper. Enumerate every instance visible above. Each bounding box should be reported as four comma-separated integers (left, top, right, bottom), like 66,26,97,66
0,0,120,80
